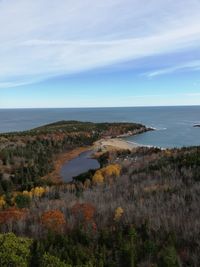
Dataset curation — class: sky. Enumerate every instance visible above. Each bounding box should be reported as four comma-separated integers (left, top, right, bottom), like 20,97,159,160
0,0,200,108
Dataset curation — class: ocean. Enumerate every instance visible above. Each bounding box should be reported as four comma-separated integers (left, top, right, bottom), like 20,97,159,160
0,106,200,148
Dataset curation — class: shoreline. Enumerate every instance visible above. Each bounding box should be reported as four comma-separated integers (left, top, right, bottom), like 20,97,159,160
42,135,164,184
94,136,165,151
94,137,142,151
42,146,90,184
42,138,144,184
41,125,155,184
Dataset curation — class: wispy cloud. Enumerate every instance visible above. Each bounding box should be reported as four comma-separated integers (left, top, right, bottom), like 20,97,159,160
0,0,200,87
145,60,200,78
0,81,31,89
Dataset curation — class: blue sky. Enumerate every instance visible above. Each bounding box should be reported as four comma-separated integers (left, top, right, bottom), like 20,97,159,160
0,0,200,108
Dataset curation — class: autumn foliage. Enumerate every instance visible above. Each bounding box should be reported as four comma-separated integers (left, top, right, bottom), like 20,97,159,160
31,186,48,197
92,171,104,184
72,202,96,222
92,164,121,184
41,210,66,232
114,207,124,221
0,207,27,224
0,196,6,209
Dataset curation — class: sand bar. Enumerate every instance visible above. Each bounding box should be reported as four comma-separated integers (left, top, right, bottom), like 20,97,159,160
94,138,139,151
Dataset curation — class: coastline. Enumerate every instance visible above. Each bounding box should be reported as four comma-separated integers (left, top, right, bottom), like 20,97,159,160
42,138,145,184
94,136,165,152
94,137,141,151
38,122,155,184
93,125,154,151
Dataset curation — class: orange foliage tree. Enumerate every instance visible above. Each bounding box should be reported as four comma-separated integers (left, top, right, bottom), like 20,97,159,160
41,210,66,232
72,202,96,222
0,207,27,224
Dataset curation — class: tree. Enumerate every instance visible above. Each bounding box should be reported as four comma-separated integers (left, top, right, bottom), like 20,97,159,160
114,207,124,221
41,210,66,233
0,207,26,225
159,245,181,267
92,164,121,185
72,202,96,222
31,186,46,197
41,253,72,267
84,179,91,188
129,227,137,267
0,233,32,267
0,195,6,209
92,171,104,184
102,164,121,178
15,194,31,208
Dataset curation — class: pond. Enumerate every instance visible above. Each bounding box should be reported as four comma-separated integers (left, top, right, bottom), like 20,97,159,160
60,150,100,182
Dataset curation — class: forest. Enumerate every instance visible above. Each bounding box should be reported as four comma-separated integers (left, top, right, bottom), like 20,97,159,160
0,120,147,193
0,121,200,266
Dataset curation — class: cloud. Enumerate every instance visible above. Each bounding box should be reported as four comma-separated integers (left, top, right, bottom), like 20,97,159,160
0,81,31,89
0,0,200,87
145,60,200,78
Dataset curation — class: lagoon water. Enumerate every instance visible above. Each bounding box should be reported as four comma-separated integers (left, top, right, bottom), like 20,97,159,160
0,106,200,148
61,150,100,182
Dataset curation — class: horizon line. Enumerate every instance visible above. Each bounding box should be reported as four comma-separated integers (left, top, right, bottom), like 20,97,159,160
1,104,200,109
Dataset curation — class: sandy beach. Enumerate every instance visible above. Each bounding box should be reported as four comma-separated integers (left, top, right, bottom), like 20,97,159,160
42,138,141,184
94,138,139,151
41,138,137,184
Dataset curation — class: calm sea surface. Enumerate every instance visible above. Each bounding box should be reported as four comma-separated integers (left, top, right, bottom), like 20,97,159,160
0,106,200,148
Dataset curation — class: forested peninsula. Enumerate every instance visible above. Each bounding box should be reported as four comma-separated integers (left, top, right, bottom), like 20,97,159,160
0,121,200,267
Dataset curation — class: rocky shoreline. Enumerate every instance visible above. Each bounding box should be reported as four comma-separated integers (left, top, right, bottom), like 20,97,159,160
116,126,154,138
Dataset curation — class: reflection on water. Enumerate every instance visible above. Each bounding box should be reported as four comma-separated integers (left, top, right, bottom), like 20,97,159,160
60,150,100,182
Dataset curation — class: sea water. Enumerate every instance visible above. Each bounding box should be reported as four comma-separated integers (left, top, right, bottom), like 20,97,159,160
0,106,200,148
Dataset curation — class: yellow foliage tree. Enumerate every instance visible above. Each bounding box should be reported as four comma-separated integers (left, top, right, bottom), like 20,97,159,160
114,207,124,221
103,164,121,177
92,170,104,184
22,190,33,198
0,196,6,209
31,187,46,197
92,164,121,185
9,186,49,208
164,150,172,157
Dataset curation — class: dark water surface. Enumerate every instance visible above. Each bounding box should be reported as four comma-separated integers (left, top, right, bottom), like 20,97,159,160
0,106,200,148
60,150,100,182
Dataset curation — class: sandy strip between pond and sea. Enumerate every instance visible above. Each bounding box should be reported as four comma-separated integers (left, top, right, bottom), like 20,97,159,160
42,138,141,184
94,138,140,151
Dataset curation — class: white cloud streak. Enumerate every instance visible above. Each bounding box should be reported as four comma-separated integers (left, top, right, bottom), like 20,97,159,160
146,60,200,77
0,0,200,87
